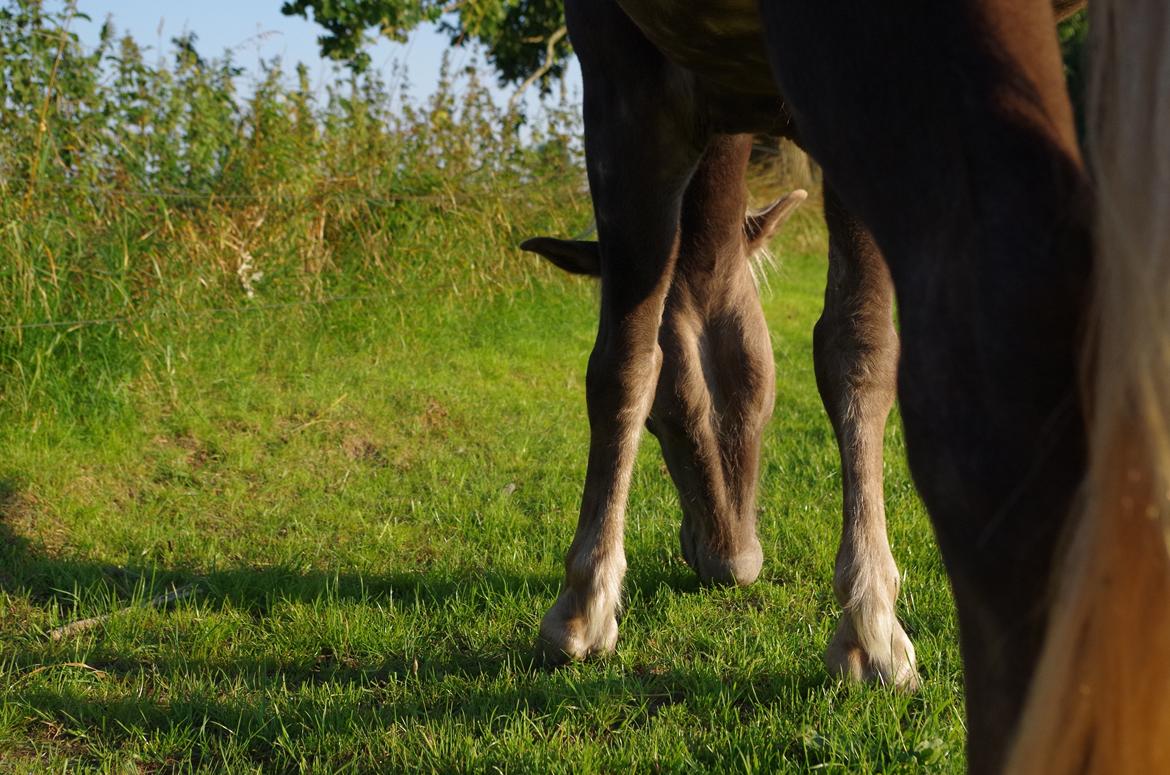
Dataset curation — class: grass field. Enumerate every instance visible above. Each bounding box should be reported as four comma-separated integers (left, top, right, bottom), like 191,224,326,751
0,201,967,772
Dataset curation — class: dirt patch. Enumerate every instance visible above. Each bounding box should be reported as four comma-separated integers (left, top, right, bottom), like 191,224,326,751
420,397,449,430
0,487,69,554
153,432,222,470
341,435,387,466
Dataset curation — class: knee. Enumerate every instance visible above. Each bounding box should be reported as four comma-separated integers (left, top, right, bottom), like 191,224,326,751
813,314,897,404
585,337,663,414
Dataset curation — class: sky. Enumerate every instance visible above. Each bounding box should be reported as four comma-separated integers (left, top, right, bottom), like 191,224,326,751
61,0,581,109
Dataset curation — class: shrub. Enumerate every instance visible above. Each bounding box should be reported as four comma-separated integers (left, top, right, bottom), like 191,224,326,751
0,1,590,424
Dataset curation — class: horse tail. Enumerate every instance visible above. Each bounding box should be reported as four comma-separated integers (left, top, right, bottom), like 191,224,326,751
1007,1,1170,772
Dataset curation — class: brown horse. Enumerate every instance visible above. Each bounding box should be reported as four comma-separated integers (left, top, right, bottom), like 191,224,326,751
522,0,1170,772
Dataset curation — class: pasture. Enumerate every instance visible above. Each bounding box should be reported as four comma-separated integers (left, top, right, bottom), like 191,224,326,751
0,9,965,771
0,206,967,773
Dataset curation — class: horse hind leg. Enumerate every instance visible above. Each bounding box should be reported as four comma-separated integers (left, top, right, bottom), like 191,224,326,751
816,186,918,690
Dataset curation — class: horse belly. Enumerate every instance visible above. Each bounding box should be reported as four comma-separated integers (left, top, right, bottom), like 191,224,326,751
617,0,778,95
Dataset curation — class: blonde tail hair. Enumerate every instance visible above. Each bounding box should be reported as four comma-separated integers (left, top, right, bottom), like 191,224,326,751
1006,0,1170,772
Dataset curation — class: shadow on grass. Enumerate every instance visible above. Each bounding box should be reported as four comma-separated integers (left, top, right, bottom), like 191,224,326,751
11,665,834,770
0,472,703,628
2,475,845,769
3,477,722,674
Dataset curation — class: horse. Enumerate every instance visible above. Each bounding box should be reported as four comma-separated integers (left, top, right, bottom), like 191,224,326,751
520,0,1170,772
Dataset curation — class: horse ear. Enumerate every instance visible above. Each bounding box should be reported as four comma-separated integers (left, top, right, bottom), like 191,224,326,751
520,237,602,276
745,189,808,251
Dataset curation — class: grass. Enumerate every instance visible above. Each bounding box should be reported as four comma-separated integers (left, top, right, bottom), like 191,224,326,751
0,207,966,773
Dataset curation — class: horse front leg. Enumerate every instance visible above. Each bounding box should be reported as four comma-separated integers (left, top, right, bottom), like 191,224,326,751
816,186,917,690
537,0,703,663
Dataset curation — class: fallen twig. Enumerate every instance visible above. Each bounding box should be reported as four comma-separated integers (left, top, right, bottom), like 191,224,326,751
47,583,198,642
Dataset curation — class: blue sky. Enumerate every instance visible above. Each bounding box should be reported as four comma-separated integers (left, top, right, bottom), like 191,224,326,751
63,1,580,107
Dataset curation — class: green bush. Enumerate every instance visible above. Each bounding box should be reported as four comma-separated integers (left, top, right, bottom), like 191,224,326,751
0,0,588,426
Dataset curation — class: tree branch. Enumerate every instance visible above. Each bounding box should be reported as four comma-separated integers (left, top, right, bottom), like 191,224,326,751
506,25,568,115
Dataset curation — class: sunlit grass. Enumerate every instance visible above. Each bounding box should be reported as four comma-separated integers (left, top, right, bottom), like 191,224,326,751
0,213,964,773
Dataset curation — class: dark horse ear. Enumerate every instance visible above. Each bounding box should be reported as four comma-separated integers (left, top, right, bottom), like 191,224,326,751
744,189,808,252
520,237,602,276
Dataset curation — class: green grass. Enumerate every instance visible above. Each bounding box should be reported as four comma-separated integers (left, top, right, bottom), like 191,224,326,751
0,217,964,773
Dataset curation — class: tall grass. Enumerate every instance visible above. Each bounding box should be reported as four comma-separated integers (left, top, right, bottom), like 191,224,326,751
0,0,590,430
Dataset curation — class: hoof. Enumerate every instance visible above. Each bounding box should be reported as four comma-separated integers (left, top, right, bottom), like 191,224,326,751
825,612,919,691
536,592,618,666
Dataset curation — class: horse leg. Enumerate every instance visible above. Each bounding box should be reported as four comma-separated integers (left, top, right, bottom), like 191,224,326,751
758,3,1091,770
538,0,702,662
817,186,918,690
650,133,774,586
